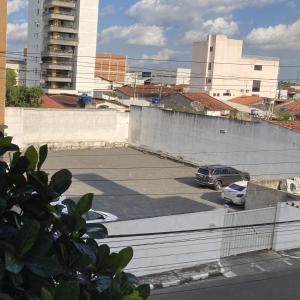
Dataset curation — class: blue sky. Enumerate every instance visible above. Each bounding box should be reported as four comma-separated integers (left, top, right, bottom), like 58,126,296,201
6,0,300,80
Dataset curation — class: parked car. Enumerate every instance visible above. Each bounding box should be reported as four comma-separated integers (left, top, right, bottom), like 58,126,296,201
52,196,118,223
195,165,250,190
222,181,248,206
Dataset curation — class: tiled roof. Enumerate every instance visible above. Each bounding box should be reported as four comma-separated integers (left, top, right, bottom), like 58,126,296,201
271,121,300,133
41,95,64,109
229,96,264,106
49,94,79,107
274,101,300,116
182,93,233,111
116,85,176,97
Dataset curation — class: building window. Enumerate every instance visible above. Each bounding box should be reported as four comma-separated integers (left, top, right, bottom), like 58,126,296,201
223,92,231,96
252,80,261,92
208,62,212,70
217,93,220,96
207,78,212,84
213,93,216,96
210,46,213,52
254,65,262,71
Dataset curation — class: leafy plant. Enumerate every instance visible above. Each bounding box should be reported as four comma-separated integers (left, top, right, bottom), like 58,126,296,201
0,136,150,300
276,109,293,121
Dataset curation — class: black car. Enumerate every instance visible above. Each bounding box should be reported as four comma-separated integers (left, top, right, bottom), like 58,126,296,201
195,165,250,190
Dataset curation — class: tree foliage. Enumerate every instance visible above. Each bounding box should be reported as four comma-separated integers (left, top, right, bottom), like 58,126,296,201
0,136,150,300
6,69,43,107
276,110,293,121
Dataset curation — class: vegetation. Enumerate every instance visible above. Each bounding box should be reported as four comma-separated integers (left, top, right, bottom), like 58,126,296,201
0,136,150,300
276,110,293,121
6,69,43,107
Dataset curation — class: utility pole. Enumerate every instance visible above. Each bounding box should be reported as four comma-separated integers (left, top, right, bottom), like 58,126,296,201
0,0,7,132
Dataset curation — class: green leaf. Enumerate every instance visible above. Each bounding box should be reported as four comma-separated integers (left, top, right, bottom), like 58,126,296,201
10,156,30,174
5,252,24,274
0,136,12,147
50,169,72,195
25,256,62,278
96,244,110,271
122,290,143,300
54,282,80,300
37,145,48,171
25,146,38,171
103,247,133,274
118,247,134,272
75,193,93,216
16,220,40,258
41,288,54,300
137,285,151,299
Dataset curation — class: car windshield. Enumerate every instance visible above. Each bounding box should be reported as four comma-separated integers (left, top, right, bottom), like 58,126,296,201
85,211,105,221
198,168,209,175
229,184,246,192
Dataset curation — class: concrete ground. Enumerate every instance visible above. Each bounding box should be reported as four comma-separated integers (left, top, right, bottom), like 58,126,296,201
43,147,228,221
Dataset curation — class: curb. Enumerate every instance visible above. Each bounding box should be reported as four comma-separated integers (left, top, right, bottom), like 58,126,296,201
150,268,222,290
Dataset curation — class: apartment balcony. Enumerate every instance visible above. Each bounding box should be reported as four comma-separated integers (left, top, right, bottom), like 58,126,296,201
44,0,76,9
42,50,74,58
47,36,78,46
45,76,72,83
44,11,75,21
43,63,73,71
47,25,77,34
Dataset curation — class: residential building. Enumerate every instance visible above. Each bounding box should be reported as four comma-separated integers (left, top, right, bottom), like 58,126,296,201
161,92,233,116
26,0,99,95
150,68,192,85
95,54,127,83
0,0,7,126
281,86,300,100
190,35,279,100
125,71,147,85
6,59,27,86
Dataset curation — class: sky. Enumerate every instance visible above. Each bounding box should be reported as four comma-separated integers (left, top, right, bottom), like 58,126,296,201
6,0,300,80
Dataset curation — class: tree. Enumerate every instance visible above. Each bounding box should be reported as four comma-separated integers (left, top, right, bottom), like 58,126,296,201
6,85,43,107
276,110,293,121
6,68,17,88
0,136,150,300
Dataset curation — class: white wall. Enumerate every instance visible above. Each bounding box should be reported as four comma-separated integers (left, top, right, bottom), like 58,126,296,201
273,203,300,251
75,0,99,94
104,210,225,276
5,107,129,150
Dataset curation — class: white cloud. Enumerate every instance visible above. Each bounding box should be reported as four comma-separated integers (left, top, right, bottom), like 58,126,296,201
246,19,300,50
127,0,284,27
142,48,174,61
7,22,28,46
100,24,166,46
184,17,239,43
8,0,27,15
100,4,115,17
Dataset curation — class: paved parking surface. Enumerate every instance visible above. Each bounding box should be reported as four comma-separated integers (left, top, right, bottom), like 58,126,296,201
44,148,226,220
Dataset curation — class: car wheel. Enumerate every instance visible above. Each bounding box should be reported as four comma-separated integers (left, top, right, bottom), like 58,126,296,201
214,180,222,191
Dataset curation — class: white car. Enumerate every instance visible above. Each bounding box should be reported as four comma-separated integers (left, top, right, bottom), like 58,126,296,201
222,181,248,206
52,196,118,223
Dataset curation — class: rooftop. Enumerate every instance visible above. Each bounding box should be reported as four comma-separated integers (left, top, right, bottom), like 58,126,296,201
229,96,264,106
274,101,300,116
116,85,176,98
271,120,300,133
41,95,64,109
182,93,233,111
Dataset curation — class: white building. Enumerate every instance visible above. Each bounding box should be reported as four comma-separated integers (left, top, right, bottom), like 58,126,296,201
26,0,99,95
190,35,279,100
150,68,191,86
6,59,26,85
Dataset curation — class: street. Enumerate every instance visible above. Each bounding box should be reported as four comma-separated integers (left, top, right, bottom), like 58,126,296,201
150,268,300,300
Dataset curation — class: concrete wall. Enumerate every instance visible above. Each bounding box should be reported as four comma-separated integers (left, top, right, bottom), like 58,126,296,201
245,183,300,210
129,106,300,179
5,107,129,150
104,210,225,276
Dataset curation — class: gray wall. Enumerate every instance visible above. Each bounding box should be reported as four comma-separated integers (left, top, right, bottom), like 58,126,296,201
129,106,300,179
245,183,300,210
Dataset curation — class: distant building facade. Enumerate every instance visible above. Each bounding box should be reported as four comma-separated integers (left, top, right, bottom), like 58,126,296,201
95,54,126,83
149,68,192,86
190,35,279,100
6,59,26,86
26,0,99,95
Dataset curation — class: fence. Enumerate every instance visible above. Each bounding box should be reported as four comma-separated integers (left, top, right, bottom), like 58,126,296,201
101,204,300,276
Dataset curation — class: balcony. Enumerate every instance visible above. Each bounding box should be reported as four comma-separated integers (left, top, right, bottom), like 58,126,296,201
43,63,73,71
47,36,78,46
44,75,72,83
44,11,75,21
42,50,74,58
44,0,76,9
47,25,77,34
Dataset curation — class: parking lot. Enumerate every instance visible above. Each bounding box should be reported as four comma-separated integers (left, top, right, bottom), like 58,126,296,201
44,147,227,221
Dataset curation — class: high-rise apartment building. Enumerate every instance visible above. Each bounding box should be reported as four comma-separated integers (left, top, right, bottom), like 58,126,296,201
26,0,99,95
190,35,279,100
